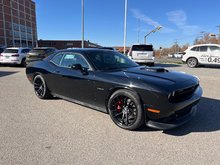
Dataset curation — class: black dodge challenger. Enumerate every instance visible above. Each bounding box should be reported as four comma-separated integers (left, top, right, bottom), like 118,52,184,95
26,49,202,130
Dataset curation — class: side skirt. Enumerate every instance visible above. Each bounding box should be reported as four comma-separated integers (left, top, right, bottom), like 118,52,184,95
51,93,108,114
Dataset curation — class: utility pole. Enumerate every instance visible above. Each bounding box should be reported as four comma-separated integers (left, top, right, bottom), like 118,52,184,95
217,26,220,44
137,18,140,43
123,0,128,55
82,0,84,48
174,39,178,53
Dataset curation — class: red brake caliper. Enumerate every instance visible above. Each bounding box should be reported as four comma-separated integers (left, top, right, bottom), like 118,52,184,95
116,98,123,112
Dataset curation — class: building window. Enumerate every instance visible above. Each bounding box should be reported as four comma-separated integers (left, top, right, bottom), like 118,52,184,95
27,26,32,33
20,25,26,32
27,34,32,40
14,31,20,39
13,23,19,31
66,42,74,46
21,32,26,40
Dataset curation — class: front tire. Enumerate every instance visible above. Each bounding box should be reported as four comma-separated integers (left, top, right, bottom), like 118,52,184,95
108,89,144,130
187,57,198,68
33,75,52,99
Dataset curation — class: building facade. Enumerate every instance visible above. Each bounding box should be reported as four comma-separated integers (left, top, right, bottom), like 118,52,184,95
0,0,37,48
38,40,101,50
114,46,130,54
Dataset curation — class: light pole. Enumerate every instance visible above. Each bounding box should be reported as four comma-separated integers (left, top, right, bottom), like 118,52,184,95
144,26,162,44
123,0,128,54
82,0,84,48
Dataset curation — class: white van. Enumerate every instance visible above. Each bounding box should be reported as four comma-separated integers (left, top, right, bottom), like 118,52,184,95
182,44,220,67
128,44,155,66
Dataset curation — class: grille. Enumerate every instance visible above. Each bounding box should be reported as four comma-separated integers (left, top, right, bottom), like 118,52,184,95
169,84,199,103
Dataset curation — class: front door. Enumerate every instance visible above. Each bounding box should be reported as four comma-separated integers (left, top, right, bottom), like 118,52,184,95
53,52,96,106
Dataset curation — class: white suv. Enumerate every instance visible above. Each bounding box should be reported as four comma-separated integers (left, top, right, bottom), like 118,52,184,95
182,44,220,68
128,44,155,66
0,47,31,66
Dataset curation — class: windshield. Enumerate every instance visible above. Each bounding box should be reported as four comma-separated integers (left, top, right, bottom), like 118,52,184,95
3,49,18,53
86,50,139,70
132,45,153,51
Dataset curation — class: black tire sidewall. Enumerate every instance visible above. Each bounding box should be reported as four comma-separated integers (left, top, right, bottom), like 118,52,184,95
34,75,49,99
187,58,198,68
108,89,144,130
21,58,26,67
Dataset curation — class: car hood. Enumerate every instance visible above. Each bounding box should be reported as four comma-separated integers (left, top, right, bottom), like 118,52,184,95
107,66,199,93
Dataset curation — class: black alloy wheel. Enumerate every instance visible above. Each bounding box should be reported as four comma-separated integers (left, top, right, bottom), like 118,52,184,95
108,89,144,130
34,75,52,99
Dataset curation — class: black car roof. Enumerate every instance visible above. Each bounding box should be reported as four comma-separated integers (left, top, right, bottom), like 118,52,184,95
58,48,114,53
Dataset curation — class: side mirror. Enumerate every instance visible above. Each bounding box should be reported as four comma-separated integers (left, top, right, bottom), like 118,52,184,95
71,64,82,70
71,64,88,75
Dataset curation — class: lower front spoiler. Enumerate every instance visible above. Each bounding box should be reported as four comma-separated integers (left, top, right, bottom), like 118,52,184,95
146,106,197,130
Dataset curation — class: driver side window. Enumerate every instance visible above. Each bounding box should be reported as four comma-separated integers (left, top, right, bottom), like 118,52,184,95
60,53,90,69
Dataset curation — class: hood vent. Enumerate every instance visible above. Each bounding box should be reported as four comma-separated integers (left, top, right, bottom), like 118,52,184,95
140,67,168,73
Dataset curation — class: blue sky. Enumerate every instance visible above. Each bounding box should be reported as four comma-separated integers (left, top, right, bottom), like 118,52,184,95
36,0,220,49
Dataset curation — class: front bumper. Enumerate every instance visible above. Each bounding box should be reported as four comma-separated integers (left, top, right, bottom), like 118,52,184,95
145,86,202,130
133,59,154,64
146,105,197,130
0,57,21,64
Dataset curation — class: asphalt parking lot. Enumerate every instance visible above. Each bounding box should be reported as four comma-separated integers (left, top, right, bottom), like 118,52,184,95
0,64,220,165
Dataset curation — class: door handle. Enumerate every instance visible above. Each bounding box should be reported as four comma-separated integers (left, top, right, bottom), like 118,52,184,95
54,70,60,73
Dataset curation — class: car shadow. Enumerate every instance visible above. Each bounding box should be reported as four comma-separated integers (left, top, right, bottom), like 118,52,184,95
197,65,220,69
0,64,25,68
0,71,18,77
163,97,220,136
137,97,220,136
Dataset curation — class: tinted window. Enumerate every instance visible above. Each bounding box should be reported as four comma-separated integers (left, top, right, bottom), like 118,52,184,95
87,50,139,70
209,46,220,52
21,49,30,53
51,53,63,65
191,47,199,51
46,49,55,54
60,53,89,68
3,49,18,53
199,46,208,52
0,48,4,53
132,45,153,51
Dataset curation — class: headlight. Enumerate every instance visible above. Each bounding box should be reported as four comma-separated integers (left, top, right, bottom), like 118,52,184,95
193,75,200,83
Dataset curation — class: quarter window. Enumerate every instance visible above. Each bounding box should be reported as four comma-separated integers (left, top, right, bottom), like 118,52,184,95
51,53,63,65
209,46,220,52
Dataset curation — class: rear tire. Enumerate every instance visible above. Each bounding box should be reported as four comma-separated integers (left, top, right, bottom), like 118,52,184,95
108,89,144,130
21,58,26,67
187,58,198,68
33,75,52,99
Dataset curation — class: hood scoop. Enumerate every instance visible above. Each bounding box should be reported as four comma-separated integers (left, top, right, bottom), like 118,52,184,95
140,67,168,73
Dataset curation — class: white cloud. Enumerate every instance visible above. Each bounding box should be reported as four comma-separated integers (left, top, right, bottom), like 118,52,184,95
131,9,161,27
166,10,186,26
131,9,175,34
166,10,201,35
